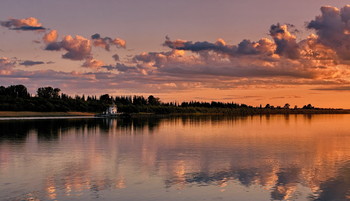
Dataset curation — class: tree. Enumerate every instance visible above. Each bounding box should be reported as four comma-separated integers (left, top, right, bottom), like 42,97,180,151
283,103,290,109
133,96,147,105
5,85,30,98
147,95,161,105
302,104,314,109
37,86,61,99
61,93,69,100
53,88,61,99
100,94,112,104
0,86,5,96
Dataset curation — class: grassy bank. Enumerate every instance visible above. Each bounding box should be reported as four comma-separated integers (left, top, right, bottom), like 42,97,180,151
0,111,95,117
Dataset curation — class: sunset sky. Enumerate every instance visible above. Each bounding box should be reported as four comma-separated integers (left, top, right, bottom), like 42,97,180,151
1,0,350,108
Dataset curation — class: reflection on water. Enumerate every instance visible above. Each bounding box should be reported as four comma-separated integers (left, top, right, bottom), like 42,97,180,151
1,115,350,200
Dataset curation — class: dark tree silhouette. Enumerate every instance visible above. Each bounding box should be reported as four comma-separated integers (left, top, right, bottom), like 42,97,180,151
283,103,290,109
0,84,343,114
37,87,60,99
99,94,112,104
148,95,161,105
4,85,30,98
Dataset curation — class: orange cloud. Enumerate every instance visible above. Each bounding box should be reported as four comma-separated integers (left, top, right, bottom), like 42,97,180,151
2,6,350,102
0,17,45,31
82,57,104,68
43,30,58,43
45,35,92,61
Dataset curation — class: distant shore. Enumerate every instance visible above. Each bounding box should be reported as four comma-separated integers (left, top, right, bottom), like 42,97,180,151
0,111,95,117
1,109,350,118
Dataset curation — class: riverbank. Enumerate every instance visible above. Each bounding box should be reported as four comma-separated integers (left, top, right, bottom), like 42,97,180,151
0,108,349,118
0,111,95,117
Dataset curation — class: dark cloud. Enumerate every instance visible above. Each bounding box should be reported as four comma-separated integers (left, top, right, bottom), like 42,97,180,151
91,33,126,51
19,60,45,66
163,36,277,58
112,54,120,61
11,26,45,31
269,23,300,59
307,5,350,60
0,17,45,31
91,33,101,40
163,37,236,55
237,39,259,55
101,65,115,71
45,42,61,51
101,63,137,72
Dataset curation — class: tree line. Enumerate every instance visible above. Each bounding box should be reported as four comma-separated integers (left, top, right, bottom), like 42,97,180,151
0,84,341,114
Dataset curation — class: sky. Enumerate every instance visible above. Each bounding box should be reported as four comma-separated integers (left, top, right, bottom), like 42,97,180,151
1,0,350,108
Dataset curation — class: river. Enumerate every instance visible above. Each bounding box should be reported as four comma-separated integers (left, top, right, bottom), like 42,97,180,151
1,114,350,201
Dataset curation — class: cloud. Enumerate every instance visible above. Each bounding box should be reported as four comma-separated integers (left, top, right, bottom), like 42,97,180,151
131,47,320,79
307,5,350,60
0,17,45,31
45,42,61,51
0,57,16,75
0,57,15,68
43,30,58,43
136,6,350,87
163,36,276,57
3,6,350,95
269,24,300,59
45,35,92,60
112,54,120,61
19,60,45,66
91,33,126,51
311,86,350,91
163,37,237,55
61,35,92,60
82,57,104,68
102,63,137,72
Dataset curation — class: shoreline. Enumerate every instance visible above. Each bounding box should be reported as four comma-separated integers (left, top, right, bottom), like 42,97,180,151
0,109,350,118
0,111,95,117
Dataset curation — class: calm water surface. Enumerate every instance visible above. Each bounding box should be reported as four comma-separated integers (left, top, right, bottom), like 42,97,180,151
1,114,350,201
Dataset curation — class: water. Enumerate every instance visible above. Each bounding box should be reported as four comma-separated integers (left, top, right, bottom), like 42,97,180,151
1,114,350,201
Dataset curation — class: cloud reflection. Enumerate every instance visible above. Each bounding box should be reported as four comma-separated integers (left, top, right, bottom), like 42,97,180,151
1,115,350,201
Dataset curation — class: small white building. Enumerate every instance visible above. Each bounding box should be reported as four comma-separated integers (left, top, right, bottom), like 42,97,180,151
105,105,118,114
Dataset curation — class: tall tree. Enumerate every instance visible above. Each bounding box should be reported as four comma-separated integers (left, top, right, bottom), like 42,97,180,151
37,87,61,99
147,95,160,105
6,85,30,98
